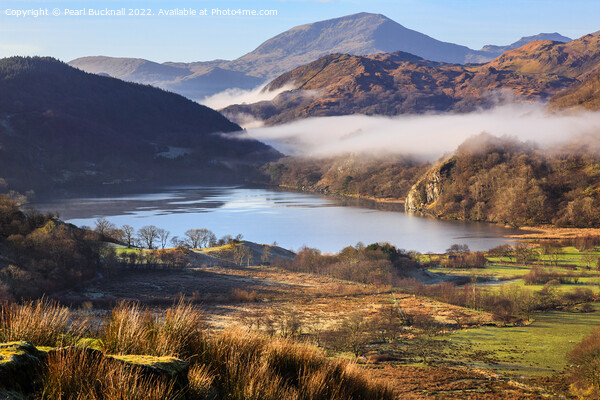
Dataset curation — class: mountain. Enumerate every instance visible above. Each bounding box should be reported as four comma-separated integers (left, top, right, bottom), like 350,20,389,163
0,57,279,194
222,51,575,126
480,33,571,55
69,56,263,101
486,33,600,78
221,32,600,125
221,12,491,74
70,13,572,101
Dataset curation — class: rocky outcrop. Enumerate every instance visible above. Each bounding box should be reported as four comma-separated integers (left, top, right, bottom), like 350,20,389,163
108,354,189,393
405,157,455,213
0,341,47,392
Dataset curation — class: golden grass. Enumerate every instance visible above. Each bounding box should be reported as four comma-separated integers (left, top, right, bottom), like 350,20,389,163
2,299,393,400
0,298,87,346
102,299,204,359
197,327,393,400
187,364,214,400
39,347,178,400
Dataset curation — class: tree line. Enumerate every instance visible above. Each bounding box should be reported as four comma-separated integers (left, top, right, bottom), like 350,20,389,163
94,217,242,250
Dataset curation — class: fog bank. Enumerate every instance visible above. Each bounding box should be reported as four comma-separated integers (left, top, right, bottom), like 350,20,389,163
200,84,295,110
241,103,600,159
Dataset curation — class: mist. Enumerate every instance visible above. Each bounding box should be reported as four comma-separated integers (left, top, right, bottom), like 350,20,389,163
199,83,296,110
241,103,600,159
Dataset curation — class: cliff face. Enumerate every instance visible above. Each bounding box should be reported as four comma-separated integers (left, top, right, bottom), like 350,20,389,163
405,158,456,213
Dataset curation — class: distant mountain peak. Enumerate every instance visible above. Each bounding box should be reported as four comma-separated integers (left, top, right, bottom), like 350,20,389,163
480,32,572,54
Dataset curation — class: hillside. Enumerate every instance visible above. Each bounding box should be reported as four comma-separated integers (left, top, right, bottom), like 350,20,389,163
404,133,600,228
0,57,279,194
263,154,430,201
222,32,600,125
224,12,491,75
550,70,600,110
222,51,576,125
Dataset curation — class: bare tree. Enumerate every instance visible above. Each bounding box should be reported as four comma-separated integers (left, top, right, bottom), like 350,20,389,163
204,231,217,248
184,229,202,248
170,236,185,248
233,244,252,266
582,253,596,270
122,224,135,248
184,228,214,248
338,312,369,357
157,228,170,250
261,246,271,265
94,217,115,236
137,225,159,249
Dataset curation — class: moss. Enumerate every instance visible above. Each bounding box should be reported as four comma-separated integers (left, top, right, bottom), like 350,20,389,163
107,354,189,393
34,346,53,354
75,337,103,351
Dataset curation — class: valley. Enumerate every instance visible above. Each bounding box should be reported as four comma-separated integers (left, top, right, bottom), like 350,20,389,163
2,4,600,399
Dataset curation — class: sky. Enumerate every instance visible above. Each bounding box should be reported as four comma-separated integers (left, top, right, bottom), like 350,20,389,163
0,0,599,63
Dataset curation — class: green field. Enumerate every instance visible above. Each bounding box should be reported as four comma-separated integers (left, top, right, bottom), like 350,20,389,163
437,305,600,376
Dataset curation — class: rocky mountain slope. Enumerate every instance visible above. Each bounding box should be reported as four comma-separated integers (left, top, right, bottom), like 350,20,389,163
486,33,600,79
550,70,600,110
0,57,279,194
222,51,576,125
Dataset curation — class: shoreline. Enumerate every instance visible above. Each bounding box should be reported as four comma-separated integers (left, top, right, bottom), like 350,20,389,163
505,225,600,240
275,185,600,241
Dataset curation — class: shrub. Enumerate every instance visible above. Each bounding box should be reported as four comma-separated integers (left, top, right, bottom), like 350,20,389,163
568,327,600,398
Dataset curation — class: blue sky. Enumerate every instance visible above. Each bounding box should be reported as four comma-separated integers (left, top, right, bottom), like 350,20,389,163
1,0,599,63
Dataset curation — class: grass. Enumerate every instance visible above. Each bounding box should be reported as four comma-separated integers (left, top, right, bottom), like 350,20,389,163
437,304,600,377
0,299,88,346
0,299,392,400
40,347,178,400
426,244,600,297
102,299,205,359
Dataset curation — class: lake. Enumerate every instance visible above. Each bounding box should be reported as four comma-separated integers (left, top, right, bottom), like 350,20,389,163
31,186,522,253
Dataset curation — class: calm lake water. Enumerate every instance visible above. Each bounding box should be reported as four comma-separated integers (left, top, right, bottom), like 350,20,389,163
31,186,521,253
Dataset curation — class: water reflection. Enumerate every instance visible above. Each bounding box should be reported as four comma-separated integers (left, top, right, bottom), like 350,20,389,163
31,186,522,253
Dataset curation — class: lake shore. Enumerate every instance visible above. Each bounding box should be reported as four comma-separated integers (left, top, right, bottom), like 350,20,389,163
506,225,600,240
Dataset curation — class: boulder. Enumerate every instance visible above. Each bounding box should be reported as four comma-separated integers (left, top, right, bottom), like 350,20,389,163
0,341,47,392
108,354,189,393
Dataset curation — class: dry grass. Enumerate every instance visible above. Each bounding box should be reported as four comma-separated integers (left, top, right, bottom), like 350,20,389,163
0,298,88,346
229,288,260,303
103,307,393,400
197,327,393,400
187,365,214,400
102,299,204,359
39,347,178,400
0,299,393,400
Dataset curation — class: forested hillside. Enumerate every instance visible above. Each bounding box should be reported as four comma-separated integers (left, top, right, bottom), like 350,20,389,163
405,134,600,227
264,155,430,200
0,57,279,194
